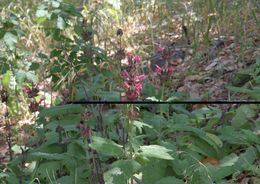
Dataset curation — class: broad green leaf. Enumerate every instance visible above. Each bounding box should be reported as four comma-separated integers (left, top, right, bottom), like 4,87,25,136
0,172,19,184
240,129,260,143
206,165,236,182
104,160,141,184
39,104,85,117
90,136,124,157
231,105,255,129
35,161,61,181
142,111,166,129
220,153,239,167
57,176,74,184
139,145,173,160
3,32,17,50
188,136,217,157
142,159,168,183
206,133,223,148
170,113,190,124
102,110,118,126
234,146,258,170
0,173,9,178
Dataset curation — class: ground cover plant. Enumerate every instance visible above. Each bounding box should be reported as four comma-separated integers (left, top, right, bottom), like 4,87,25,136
0,0,259,183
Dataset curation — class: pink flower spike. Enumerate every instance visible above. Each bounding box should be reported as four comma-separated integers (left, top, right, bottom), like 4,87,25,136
123,82,130,89
127,52,133,61
135,83,143,91
168,66,174,74
135,74,145,82
155,65,162,74
134,55,141,62
121,70,129,78
157,46,165,53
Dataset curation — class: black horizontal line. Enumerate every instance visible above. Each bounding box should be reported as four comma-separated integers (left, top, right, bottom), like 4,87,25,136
66,101,260,105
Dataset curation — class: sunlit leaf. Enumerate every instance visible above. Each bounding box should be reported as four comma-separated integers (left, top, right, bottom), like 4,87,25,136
139,145,173,160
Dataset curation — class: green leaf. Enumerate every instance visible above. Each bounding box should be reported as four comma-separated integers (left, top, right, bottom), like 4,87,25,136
99,91,120,101
142,159,168,183
206,165,236,182
206,133,223,148
29,62,40,71
104,160,141,184
102,110,118,126
231,105,255,129
133,120,152,134
90,136,124,157
15,70,38,84
39,104,85,117
220,153,239,167
234,146,258,170
2,70,11,90
170,113,190,124
51,0,61,8
30,152,66,160
226,85,252,93
35,161,61,181
57,176,74,184
3,32,17,50
36,9,49,18
155,176,184,184
139,145,174,160
240,129,260,143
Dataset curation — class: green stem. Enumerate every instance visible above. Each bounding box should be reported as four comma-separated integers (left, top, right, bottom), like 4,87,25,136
160,83,165,116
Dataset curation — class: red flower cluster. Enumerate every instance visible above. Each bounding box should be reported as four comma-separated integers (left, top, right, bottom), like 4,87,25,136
155,64,174,76
121,53,145,100
79,122,91,138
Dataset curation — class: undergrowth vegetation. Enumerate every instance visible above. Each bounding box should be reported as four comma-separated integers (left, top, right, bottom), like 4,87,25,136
0,0,259,183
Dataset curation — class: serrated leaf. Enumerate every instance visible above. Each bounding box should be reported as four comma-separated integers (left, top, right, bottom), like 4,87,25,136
133,120,152,133
139,145,173,160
